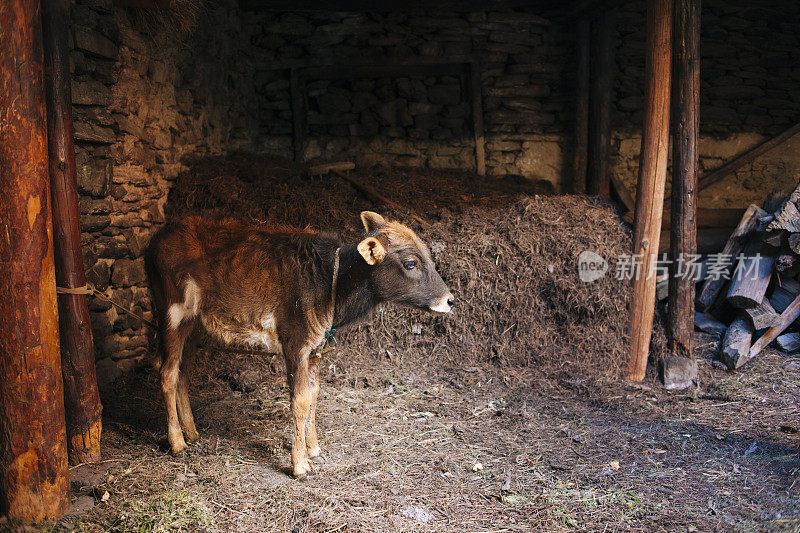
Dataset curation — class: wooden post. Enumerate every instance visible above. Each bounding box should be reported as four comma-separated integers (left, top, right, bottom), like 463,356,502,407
667,0,700,360
0,0,70,520
573,19,590,193
587,10,614,197
42,0,103,465
626,0,673,381
469,62,486,177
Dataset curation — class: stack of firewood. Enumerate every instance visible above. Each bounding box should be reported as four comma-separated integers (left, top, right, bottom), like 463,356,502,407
688,183,800,369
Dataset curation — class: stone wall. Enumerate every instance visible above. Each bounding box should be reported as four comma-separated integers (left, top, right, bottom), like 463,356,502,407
72,0,262,384
612,0,800,207
248,10,571,183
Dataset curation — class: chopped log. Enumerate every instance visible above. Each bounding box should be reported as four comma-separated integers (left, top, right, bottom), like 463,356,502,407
658,355,699,390
748,292,800,360
698,122,800,192
587,10,614,198
0,0,70,519
696,205,765,311
789,233,800,255
743,300,781,330
775,254,797,274
469,62,486,177
766,199,800,233
720,317,755,370
572,19,590,194
769,279,800,314
627,0,673,381
694,311,727,337
726,249,774,308
668,0,700,360
775,332,800,353
762,231,786,249
42,0,102,465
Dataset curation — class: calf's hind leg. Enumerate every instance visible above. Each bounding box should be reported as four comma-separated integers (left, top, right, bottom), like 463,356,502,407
161,321,193,455
176,372,199,443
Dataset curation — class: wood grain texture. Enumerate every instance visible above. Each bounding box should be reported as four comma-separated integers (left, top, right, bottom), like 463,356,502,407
627,0,673,381
42,0,102,465
573,19,590,194
667,0,700,360
587,10,614,198
0,0,70,520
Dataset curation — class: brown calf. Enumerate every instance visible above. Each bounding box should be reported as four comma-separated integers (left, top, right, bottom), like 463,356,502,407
145,211,453,477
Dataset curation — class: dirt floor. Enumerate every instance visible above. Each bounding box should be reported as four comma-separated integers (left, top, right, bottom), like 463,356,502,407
10,330,794,533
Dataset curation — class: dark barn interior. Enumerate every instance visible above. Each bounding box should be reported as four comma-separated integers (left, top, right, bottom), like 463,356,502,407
1,0,800,530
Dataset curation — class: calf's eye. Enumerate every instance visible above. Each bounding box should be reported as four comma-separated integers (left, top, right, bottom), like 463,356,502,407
403,260,417,270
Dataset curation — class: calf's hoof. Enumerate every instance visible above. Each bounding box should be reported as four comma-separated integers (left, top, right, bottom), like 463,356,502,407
307,445,321,458
184,429,200,444
292,459,314,479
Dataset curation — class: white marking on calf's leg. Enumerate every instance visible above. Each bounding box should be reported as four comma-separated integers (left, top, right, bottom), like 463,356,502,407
168,278,201,329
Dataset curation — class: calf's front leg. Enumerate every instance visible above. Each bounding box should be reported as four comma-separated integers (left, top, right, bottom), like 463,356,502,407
286,348,314,478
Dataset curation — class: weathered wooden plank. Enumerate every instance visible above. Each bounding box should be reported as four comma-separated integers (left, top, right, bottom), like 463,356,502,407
587,10,615,198
694,311,727,337
0,0,70,520
627,0,673,381
42,0,102,465
573,19,590,194
719,316,754,370
695,205,765,311
698,122,800,192
667,0,700,360
775,332,800,353
769,279,800,314
469,62,486,177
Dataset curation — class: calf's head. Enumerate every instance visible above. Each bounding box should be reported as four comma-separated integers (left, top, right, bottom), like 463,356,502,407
356,211,454,313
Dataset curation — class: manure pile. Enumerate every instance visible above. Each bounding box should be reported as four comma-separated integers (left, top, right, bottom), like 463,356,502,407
166,154,665,377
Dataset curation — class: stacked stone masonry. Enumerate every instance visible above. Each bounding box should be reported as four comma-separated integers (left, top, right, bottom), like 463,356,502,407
70,0,799,382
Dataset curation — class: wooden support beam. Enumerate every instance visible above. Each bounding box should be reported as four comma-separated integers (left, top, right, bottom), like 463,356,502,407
695,204,765,311
42,0,102,465
587,10,614,197
627,0,673,381
469,63,486,177
573,19,590,193
0,0,70,520
698,122,800,192
667,0,700,360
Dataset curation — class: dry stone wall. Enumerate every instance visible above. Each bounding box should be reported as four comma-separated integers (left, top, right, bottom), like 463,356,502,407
612,0,800,207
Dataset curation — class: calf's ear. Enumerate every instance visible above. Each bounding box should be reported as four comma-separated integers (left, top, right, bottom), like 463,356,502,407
360,211,387,233
357,237,387,265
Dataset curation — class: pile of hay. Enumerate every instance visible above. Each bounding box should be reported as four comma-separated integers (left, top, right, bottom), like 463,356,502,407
166,154,665,378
